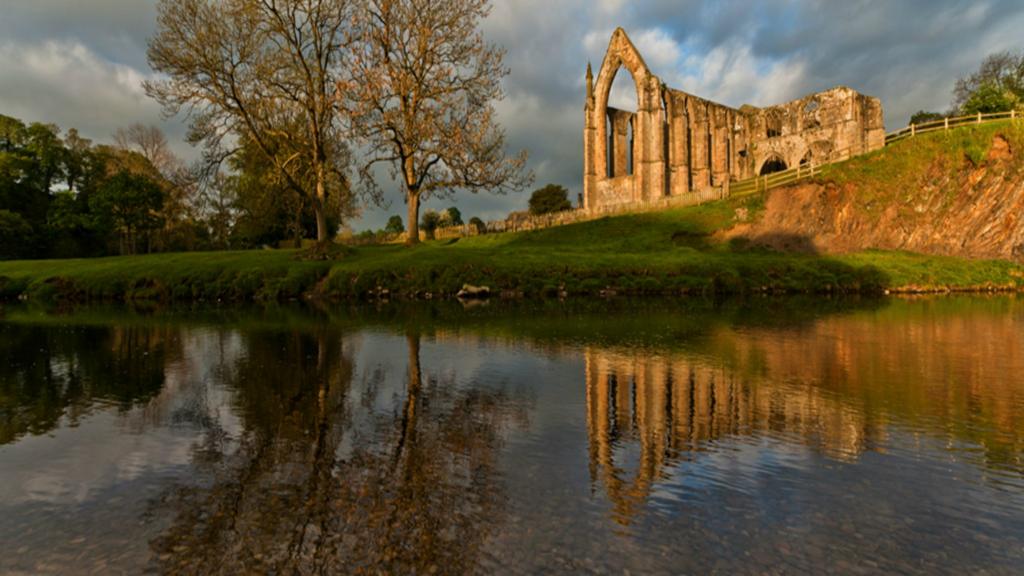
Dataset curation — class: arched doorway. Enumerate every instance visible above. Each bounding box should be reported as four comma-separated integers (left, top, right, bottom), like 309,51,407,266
759,156,788,175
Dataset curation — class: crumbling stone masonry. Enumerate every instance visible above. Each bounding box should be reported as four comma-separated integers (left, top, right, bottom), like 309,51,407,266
583,29,886,209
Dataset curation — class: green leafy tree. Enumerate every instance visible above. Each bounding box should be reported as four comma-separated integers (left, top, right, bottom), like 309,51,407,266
48,146,155,258
47,190,97,258
954,51,1024,113
384,215,405,235
0,210,33,260
528,184,572,215
960,81,1020,115
444,206,464,227
89,171,166,255
24,123,66,194
420,210,442,240
62,128,94,195
227,136,352,248
0,116,65,254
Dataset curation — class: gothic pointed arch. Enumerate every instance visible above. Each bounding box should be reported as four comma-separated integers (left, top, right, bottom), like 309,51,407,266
587,28,667,206
593,28,651,115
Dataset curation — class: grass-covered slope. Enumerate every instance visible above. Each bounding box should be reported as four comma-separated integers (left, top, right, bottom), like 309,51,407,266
0,199,1020,302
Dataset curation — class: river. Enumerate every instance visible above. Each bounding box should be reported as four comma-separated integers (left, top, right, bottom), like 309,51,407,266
1,296,1023,574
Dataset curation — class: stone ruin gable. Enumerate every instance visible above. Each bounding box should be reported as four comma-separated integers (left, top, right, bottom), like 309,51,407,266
584,29,885,211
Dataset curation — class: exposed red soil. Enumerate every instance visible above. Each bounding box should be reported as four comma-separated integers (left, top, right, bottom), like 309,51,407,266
722,134,1024,260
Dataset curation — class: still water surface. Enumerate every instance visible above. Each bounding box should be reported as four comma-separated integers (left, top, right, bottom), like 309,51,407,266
1,297,1024,574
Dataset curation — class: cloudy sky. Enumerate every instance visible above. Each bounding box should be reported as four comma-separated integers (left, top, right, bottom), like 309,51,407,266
2,0,1023,230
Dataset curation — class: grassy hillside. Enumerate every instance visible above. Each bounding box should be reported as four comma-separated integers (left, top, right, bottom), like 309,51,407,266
0,201,1020,303
2,124,1024,303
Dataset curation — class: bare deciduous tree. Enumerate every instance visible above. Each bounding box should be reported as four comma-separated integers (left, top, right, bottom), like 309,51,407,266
340,0,531,245
145,0,358,243
113,123,179,176
111,123,202,249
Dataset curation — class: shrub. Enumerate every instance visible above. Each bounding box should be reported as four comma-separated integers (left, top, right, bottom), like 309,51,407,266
909,110,946,125
420,210,442,240
469,216,486,234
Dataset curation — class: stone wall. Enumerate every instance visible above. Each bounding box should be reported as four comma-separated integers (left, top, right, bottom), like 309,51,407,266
430,186,727,241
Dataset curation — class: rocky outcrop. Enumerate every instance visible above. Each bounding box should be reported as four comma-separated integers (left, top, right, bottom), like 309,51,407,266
723,131,1024,261
457,284,491,299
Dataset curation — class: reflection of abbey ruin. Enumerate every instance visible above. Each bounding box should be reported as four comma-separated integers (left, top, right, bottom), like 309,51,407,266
584,348,878,524
583,29,885,209
581,298,1024,525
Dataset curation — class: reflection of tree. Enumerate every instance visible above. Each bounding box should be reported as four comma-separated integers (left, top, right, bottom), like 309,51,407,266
0,323,173,445
151,330,527,574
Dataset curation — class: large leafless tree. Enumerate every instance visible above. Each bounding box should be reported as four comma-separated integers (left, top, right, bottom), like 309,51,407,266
113,123,179,177
340,0,531,245
145,0,358,243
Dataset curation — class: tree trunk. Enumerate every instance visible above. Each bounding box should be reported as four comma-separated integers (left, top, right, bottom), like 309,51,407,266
405,192,420,245
313,200,328,244
394,332,422,466
314,170,329,243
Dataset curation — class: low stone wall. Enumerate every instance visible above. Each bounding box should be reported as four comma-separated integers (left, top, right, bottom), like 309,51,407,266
430,186,728,240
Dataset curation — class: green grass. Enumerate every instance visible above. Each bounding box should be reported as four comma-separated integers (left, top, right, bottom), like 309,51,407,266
0,193,1020,303
0,250,332,302
2,123,1023,303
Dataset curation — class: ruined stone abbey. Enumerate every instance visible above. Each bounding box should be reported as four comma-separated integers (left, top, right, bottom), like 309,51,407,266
583,29,886,209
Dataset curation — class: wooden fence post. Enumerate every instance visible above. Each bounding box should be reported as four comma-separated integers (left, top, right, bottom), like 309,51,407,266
911,124,916,137
978,112,982,124
944,117,949,130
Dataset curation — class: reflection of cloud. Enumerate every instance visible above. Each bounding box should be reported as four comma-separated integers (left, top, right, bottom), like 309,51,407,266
0,412,195,505
0,330,244,506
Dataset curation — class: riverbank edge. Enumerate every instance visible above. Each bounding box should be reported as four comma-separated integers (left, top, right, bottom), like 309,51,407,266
0,247,1021,304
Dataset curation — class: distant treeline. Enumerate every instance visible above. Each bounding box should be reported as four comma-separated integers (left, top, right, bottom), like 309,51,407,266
0,114,341,260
